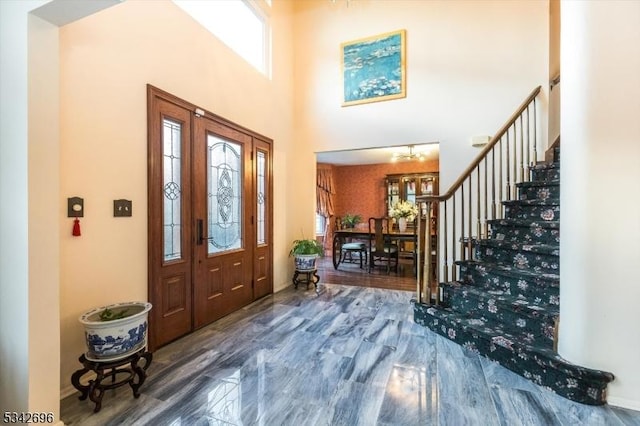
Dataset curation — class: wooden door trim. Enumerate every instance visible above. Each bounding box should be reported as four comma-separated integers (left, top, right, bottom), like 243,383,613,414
147,85,272,143
147,85,274,350
147,88,194,351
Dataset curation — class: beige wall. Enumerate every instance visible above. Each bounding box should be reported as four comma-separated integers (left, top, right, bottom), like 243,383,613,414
58,0,296,396
28,12,61,418
560,0,640,409
293,0,550,191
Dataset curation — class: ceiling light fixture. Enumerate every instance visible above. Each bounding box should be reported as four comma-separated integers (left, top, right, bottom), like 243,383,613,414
391,145,426,162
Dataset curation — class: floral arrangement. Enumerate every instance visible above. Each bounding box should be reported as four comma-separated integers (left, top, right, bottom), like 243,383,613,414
389,200,418,220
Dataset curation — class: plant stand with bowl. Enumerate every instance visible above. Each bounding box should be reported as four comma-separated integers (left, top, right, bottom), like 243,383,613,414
289,238,323,290
72,301,153,412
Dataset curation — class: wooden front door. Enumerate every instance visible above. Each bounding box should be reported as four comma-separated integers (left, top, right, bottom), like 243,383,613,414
192,118,253,328
147,86,272,350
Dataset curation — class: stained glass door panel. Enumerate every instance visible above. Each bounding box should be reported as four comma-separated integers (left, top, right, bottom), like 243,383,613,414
253,139,272,299
193,118,253,328
207,137,242,254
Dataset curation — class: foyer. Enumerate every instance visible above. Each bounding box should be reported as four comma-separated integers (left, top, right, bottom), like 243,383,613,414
61,284,640,425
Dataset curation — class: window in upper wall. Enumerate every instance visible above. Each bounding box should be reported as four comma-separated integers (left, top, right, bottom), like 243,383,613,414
173,0,271,76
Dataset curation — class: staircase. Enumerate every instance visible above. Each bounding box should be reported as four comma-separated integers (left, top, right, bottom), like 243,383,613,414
414,145,615,405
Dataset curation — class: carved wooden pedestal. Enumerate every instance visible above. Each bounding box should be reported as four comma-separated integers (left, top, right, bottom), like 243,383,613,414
71,349,152,413
292,269,320,290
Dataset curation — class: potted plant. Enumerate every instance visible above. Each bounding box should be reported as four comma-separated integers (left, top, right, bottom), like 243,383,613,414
79,301,152,361
341,213,362,229
389,200,418,232
289,238,324,271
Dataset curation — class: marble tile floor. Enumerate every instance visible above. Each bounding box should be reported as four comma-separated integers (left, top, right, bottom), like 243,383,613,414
61,284,640,426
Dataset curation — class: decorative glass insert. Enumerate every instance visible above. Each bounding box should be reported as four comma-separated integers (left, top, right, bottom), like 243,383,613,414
257,151,266,245
163,118,182,261
208,136,242,254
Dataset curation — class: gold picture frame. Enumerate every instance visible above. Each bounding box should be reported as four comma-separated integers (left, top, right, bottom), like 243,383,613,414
341,29,406,107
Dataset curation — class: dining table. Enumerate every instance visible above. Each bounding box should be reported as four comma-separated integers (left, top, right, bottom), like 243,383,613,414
331,227,416,270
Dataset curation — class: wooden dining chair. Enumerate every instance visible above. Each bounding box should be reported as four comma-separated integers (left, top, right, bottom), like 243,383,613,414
368,217,398,274
335,216,367,268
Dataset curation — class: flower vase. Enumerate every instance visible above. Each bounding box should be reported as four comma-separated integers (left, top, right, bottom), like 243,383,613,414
398,217,407,232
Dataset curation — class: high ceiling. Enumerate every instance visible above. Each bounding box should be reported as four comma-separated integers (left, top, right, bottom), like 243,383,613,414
316,143,439,166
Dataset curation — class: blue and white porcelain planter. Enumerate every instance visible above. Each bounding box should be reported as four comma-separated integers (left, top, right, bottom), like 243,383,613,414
294,254,318,271
79,301,152,361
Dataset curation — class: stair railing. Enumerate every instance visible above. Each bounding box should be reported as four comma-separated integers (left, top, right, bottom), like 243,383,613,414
415,86,542,305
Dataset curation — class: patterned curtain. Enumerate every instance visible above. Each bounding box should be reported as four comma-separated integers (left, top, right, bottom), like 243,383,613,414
317,167,335,251
316,167,335,218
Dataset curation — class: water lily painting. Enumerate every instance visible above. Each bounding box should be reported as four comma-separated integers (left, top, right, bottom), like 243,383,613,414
341,29,406,106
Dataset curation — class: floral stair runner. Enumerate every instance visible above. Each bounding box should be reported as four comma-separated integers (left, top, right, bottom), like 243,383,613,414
413,146,615,405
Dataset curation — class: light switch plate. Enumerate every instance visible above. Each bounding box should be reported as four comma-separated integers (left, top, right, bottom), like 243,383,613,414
114,199,132,217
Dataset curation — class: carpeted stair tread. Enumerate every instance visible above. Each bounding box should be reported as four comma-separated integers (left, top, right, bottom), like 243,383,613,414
442,281,558,348
456,259,559,284
414,303,614,405
488,218,560,229
502,199,561,222
517,181,560,202
530,163,560,182
530,162,560,172
414,304,613,382
488,219,561,245
443,280,559,319
476,239,559,256
502,199,560,207
456,260,559,306
518,180,560,188
475,239,560,273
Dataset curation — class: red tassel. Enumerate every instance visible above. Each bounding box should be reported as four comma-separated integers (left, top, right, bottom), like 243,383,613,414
72,218,81,236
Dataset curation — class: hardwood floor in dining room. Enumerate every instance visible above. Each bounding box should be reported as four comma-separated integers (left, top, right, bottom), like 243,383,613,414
317,251,417,292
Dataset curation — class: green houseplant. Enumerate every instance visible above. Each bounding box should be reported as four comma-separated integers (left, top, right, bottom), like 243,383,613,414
341,213,362,229
289,238,324,271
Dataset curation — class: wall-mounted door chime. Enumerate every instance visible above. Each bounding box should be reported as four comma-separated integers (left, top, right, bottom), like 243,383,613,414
67,197,84,236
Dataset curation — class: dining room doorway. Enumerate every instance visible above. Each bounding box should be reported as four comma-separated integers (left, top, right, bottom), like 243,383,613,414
315,144,439,290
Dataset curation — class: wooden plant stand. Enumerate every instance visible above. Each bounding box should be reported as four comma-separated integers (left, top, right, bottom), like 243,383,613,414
71,349,152,413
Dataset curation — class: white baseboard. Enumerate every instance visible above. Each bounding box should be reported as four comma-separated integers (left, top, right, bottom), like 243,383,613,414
608,396,640,412
60,383,78,400
60,370,96,400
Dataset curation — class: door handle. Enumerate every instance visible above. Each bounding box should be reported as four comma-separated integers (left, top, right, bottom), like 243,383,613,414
197,219,204,245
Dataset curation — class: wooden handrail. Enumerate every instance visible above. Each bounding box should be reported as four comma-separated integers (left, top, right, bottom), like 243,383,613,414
417,86,541,204
414,86,543,304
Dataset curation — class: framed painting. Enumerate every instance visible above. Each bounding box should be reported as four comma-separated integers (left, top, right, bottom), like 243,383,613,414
341,29,406,107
